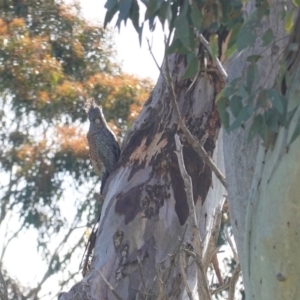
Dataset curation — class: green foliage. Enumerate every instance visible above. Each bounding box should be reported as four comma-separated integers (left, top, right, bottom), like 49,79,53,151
0,0,152,298
104,0,244,54
105,0,300,146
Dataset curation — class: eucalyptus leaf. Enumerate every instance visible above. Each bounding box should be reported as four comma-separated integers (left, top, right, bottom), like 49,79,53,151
129,0,140,33
248,114,263,141
210,34,219,62
269,89,284,114
229,105,251,131
104,3,119,28
175,16,191,50
190,2,203,29
262,28,274,46
285,10,295,33
237,21,256,50
246,55,262,63
266,110,279,133
146,0,163,16
229,95,243,118
117,0,133,28
105,0,118,10
217,97,230,129
182,55,200,79
246,63,259,93
289,120,300,144
158,1,171,28
292,0,300,7
256,89,268,109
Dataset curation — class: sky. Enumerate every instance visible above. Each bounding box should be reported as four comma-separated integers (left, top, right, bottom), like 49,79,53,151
77,0,165,81
0,0,165,298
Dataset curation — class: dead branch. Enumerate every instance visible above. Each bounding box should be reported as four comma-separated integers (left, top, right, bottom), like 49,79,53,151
197,33,228,82
174,134,212,300
203,205,224,285
96,270,123,300
179,249,194,300
211,254,224,286
228,263,241,300
225,227,239,263
203,206,223,270
211,281,230,295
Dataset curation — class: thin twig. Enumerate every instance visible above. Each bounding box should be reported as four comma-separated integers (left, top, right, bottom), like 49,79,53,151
1,223,24,261
225,227,239,263
0,268,8,300
155,225,188,300
156,264,165,300
211,254,224,286
96,270,123,300
211,281,230,295
179,249,194,300
202,204,225,285
194,250,212,300
228,263,241,300
197,33,228,81
203,206,223,270
174,135,212,300
137,256,149,298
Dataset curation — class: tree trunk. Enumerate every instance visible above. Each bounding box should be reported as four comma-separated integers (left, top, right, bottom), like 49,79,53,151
59,1,300,299
224,1,300,299
59,54,226,299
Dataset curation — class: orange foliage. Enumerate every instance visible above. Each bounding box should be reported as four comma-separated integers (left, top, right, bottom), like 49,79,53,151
57,4,78,23
17,140,48,164
56,126,89,158
56,80,84,100
72,40,84,59
37,91,50,104
8,18,25,30
107,120,121,137
85,73,152,106
0,19,8,35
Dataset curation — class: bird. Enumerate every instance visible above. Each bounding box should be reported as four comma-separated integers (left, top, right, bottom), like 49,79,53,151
86,99,121,193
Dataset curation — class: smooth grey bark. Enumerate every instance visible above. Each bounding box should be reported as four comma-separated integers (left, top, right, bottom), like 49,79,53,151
59,55,226,299
224,1,300,299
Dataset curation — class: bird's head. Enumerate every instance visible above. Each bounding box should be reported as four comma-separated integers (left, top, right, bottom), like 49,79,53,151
85,99,105,126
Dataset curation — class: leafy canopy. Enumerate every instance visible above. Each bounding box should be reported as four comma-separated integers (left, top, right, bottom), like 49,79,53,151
105,0,300,146
0,0,152,298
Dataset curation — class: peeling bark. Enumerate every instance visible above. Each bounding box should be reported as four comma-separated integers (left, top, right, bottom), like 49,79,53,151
59,54,226,299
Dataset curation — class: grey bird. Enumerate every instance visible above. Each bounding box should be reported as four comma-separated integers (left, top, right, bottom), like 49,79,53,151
86,99,121,193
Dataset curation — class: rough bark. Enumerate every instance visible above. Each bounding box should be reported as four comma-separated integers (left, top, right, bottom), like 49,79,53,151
59,55,226,299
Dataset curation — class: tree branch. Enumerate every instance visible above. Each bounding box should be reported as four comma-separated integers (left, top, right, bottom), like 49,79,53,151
96,270,123,300
225,226,239,263
197,33,228,82
0,268,8,300
174,134,212,300
179,249,194,300
228,263,241,300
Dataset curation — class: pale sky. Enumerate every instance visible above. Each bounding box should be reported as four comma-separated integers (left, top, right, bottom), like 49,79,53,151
77,0,165,81
1,0,165,298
